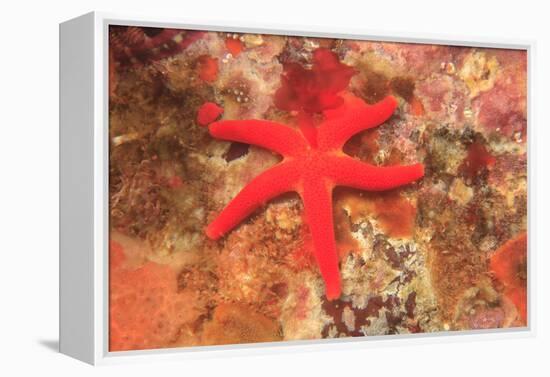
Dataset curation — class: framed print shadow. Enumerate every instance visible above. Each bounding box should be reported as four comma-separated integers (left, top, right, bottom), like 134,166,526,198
59,12,533,365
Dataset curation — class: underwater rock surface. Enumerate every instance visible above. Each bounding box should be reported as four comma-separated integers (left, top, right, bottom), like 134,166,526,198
108,26,527,351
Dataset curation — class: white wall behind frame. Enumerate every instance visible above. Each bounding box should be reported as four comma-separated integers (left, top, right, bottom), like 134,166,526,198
1,0,548,376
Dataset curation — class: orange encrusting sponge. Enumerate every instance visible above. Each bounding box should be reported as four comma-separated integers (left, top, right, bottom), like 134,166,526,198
490,232,527,322
109,241,190,351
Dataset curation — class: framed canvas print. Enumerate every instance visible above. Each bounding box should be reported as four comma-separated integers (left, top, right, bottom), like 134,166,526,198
59,12,534,365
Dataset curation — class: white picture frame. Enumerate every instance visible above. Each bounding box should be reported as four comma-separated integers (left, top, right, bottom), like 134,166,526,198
59,11,536,365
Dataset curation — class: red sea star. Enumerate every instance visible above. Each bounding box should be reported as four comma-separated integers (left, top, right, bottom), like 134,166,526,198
204,94,424,300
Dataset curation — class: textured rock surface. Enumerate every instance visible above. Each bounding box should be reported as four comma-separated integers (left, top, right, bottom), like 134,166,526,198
108,26,527,351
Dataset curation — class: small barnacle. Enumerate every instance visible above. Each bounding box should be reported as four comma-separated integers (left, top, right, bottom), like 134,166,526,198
440,62,456,75
221,76,252,106
221,53,233,64
463,107,473,119
303,39,320,52
242,34,264,48
112,132,140,146
448,178,474,205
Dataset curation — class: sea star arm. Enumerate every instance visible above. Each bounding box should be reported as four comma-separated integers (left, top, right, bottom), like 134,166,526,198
318,96,398,150
209,120,307,157
300,178,341,300
206,161,300,240
330,155,424,191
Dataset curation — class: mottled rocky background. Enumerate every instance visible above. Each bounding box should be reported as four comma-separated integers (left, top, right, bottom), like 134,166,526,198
108,26,527,351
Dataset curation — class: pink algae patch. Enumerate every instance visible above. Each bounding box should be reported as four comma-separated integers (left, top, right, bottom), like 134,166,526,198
109,241,190,351
477,86,526,138
475,50,527,138
416,75,452,113
294,286,311,320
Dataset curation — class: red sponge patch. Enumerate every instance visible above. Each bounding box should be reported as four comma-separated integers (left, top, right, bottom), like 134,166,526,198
197,102,224,126
274,48,356,113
